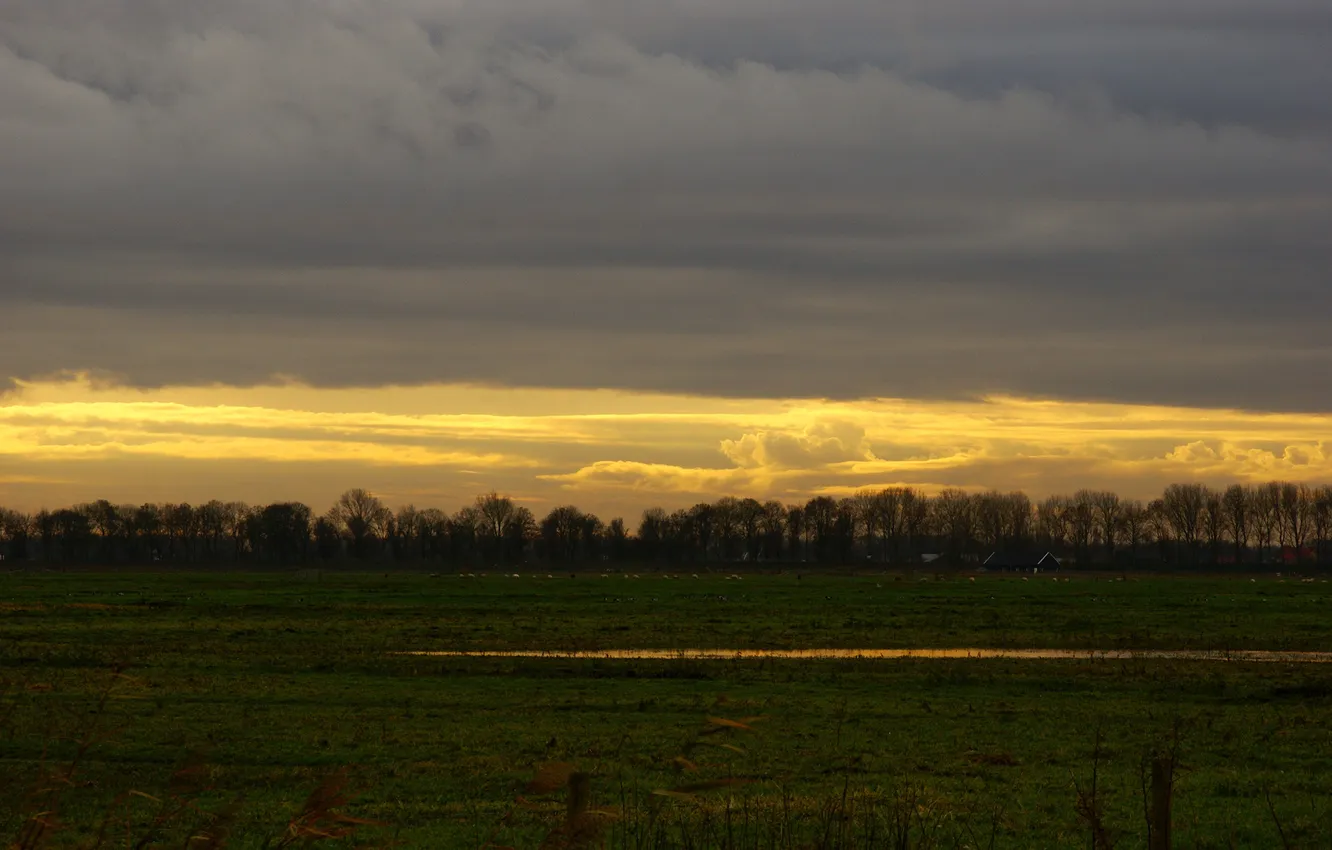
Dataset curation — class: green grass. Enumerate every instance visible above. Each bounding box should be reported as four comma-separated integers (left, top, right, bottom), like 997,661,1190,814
3,569,1332,847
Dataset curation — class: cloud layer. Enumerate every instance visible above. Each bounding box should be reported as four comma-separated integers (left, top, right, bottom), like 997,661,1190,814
2,1,1331,410
4,378,1332,517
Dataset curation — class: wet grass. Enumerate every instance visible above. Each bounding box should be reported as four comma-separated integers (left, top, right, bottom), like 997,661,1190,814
2,569,1332,846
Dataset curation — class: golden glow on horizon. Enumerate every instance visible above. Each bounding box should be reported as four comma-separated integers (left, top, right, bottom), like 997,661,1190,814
1,376,1330,512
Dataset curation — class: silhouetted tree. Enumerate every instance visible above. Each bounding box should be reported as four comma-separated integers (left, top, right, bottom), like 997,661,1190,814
605,517,629,562
328,489,390,559
1281,482,1314,565
473,492,531,565
313,516,341,561
1161,484,1207,566
52,508,92,563
1203,489,1225,566
542,506,589,563
1313,487,1332,567
249,502,312,563
784,505,805,562
803,496,839,563
1091,491,1121,563
0,509,31,562
933,488,974,565
1222,485,1250,567
1122,499,1148,565
759,500,786,561
637,507,668,563
1251,483,1280,565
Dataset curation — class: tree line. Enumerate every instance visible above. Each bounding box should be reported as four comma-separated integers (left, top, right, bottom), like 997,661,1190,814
2,481,1332,569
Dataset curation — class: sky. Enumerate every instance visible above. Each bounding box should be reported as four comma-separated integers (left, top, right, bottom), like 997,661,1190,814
2,1,1331,518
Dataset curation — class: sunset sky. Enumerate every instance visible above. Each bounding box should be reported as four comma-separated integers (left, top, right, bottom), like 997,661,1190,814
3,1,1331,518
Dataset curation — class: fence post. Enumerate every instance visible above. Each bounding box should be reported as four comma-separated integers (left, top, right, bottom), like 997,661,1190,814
1150,756,1173,850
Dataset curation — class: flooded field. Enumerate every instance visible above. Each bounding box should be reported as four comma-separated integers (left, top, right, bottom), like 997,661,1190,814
405,647,1332,662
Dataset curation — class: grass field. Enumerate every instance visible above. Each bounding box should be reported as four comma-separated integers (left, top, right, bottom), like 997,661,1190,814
3,569,1332,847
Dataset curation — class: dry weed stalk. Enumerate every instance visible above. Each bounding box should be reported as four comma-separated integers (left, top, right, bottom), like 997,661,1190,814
267,768,386,848
1072,726,1117,850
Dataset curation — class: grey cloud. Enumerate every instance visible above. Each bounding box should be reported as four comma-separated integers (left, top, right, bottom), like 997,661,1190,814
1,1,1330,410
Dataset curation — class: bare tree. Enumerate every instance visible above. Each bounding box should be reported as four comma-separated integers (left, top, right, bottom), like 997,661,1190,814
1313,486,1332,568
505,506,537,564
1280,482,1314,565
1091,491,1122,563
760,500,786,561
784,504,806,562
1003,491,1034,549
542,505,588,563
605,517,628,562
0,509,32,562
1069,491,1097,566
133,503,163,561
736,498,765,562
803,496,840,563
449,506,482,564
868,488,905,563
902,488,931,562
473,492,533,565
1146,498,1171,562
711,497,742,561
329,488,391,559
637,507,668,562
162,503,197,562
475,492,517,541
1221,485,1250,567
1038,495,1071,554
933,488,975,564
1250,483,1280,565
1121,500,1147,565
418,508,449,561
1161,483,1207,566
195,501,228,560
853,491,880,562
974,491,1006,555
313,516,341,561
392,505,427,560
688,502,716,561
1203,489,1225,567
84,500,121,562
222,502,250,560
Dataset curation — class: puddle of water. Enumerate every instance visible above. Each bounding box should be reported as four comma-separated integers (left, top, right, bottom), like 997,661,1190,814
402,648,1332,663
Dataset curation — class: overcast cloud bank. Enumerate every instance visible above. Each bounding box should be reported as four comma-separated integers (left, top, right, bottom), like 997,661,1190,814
2,0,1331,409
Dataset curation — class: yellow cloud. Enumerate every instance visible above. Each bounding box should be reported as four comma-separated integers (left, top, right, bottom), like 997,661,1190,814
541,461,762,495
3,374,1332,514
720,421,876,469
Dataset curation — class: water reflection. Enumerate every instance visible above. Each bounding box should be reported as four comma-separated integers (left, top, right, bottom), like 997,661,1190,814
404,648,1332,663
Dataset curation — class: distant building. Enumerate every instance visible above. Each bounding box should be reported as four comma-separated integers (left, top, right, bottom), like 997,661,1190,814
983,551,1061,572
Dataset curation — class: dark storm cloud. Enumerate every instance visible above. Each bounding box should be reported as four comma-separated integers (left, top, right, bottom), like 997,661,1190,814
1,0,1331,409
